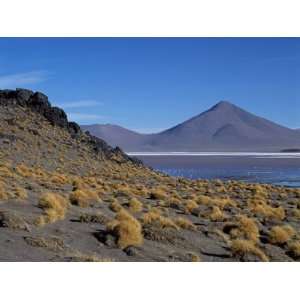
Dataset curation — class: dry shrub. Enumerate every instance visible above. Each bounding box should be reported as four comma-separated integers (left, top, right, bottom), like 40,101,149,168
292,209,300,219
109,199,123,212
215,197,237,209
196,195,214,206
209,206,226,222
174,217,197,231
69,189,100,208
228,215,260,243
128,198,143,213
50,173,69,185
15,164,32,177
142,209,179,230
288,241,300,258
268,225,295,245
72,178,88,190
185,200,198,213
231,239,269,262
14,187,28,201
187,252,201,262
164,197,182,209
0,181,8,201
249,199,286,221
37,192,68,224
149,188,167,200
107,209,143,249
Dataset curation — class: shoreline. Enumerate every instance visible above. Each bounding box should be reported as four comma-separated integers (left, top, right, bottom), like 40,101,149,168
127,152,300,157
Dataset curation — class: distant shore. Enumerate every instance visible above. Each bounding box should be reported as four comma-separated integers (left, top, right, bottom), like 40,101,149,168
127,152,300,157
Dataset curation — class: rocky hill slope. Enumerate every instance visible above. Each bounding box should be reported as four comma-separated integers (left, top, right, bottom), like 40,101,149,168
83,101,300,152
0,89,300,262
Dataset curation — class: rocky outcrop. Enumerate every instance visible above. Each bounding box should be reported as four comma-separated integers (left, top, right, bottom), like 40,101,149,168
0,88,142,166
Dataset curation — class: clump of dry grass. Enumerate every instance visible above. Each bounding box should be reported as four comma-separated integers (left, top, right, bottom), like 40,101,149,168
15,164,32,178
248,199,286,221
226,215,260,243
0,181,8,201
164,197,182,209
128,198,143,213
174,217,197,231
209,206,226,222
185,200,198,214
231,239,269,262
288,241,300,258
36,192,68,225
142,208,179,230
109,199,123,212
149,188,167,200
107,209,143,249
292,209,300,219
14,186,28,201
69,189,100,208
268,225,296,245
50,173,69,185
187,252,201,262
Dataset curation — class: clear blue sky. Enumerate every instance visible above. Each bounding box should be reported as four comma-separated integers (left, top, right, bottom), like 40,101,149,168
0,38,299,132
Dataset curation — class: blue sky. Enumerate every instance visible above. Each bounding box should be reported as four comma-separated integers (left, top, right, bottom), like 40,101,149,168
0,38,299,132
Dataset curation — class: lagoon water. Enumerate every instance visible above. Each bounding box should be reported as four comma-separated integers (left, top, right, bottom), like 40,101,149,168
128,153,300,187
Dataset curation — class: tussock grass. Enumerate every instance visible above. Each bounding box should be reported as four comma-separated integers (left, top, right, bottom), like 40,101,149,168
14,187,28,201
128,198,143,213
231,239,269,262
142,209,179,230
268,225,296,245
69,189,100,208
209,206,226,222
36,192,68,225
0,181,8,201
174,217,197,231
249,199,286,221
149,188,167,200
107,209,143,249
288,241,300,258
228,215,260,243
109,199,123,212
185,200,198,214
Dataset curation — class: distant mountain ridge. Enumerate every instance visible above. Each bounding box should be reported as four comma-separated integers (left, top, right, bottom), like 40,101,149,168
81,101,300,152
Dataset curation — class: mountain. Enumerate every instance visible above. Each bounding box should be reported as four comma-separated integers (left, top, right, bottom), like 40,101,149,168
81,124,147,150
83,101,300,152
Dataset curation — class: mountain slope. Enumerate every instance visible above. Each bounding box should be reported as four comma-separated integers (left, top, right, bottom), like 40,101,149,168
84,101,300,152
81,124,147,150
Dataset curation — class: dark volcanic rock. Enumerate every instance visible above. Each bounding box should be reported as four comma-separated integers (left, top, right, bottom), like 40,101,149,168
0,88,141,166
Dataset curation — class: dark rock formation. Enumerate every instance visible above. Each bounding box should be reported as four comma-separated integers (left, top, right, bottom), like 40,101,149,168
0,88,142,166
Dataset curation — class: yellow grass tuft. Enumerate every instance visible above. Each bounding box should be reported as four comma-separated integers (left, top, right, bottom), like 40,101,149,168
249,199,286,221
268,225,296,245
107,209,143,249
174,217,197,231
37,192,69,224
69,189,100,208
231,239,269,262
209,206,226,222
0,181,8,201
142,209,179,230
236,215,260,243
149,188,167,200
128,198,143,213
185,200,198,213
288,241,300,258
14,187,28,201
109,199,123,212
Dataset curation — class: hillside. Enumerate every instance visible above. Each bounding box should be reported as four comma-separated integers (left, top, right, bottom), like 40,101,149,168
0,89,300,262
84,101,300,152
